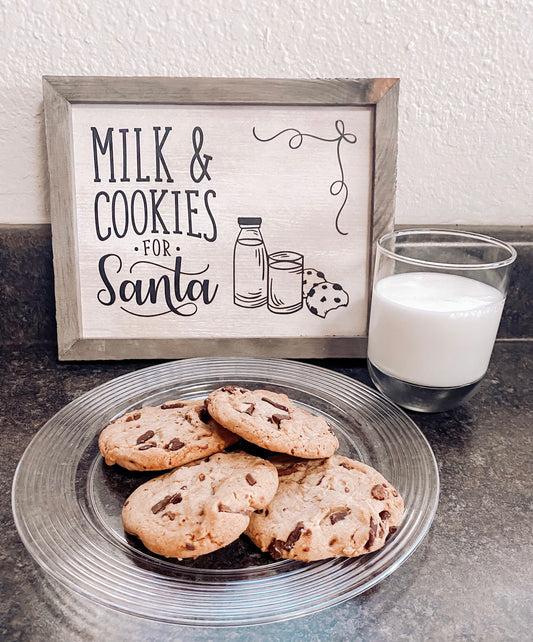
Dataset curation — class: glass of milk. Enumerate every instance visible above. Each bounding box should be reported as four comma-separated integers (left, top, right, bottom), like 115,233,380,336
268,251,304,314
367,229,516,412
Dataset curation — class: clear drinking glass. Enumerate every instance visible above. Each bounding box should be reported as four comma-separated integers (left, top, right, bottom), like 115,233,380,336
367,229,517,412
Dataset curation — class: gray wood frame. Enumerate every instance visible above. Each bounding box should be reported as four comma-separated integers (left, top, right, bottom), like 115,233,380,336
43,76,399,361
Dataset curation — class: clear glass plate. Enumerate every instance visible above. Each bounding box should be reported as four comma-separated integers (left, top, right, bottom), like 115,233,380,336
12,358,439,626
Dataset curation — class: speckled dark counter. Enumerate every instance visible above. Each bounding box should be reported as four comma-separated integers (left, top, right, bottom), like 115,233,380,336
2,342,532,641
2,224,532,640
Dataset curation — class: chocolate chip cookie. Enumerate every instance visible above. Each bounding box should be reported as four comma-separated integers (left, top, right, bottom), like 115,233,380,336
98,399,239,471
122,451,279,559
306,281,349,318
245,454,404,561
206,387,338,458
302,268,326,297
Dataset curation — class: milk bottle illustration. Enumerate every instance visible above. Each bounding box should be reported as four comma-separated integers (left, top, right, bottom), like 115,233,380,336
233,217,268,307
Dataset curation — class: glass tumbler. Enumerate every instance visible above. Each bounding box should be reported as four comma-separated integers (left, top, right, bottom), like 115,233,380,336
367,229,517,412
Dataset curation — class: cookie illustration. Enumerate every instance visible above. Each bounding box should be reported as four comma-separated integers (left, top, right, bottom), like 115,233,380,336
122,451,279,558
302,268,326,297
206,386,338,458
306,281,349,317
98,399,240,471
246,454,404,562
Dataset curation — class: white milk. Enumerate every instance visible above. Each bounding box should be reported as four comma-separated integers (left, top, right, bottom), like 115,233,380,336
367,272,505,388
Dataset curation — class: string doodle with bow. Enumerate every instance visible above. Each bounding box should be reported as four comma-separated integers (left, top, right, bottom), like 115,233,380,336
252,120,357,236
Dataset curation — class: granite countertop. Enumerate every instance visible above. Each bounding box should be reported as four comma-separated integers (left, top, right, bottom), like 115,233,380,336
2,342,532,641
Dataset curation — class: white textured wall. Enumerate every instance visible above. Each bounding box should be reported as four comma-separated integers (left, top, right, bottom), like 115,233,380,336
1,0,532,226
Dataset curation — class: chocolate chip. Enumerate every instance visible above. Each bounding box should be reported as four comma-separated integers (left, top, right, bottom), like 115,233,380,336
221,385,247,394
199,473,206,481
339,462,354,470
138,443,156,450
261,396,289,412
162,511,176,520
317,475,325,486
218,503,252,515
185,543,195,551
329,510,349,524
334,297,341,303
150,492,182,515
136,430,155,444
199,406,211,423
268,539,284,560
151,495,172,514
371,484,387,500
267,523,306,559
332,283,342,290
379,510,391,521
277,464,301,477
284,521,305,549
317,271,325,278
268,414,290,428
246,473,257,486
365,517,378,549
165,438,185,451
161,401,185,409
320,296,327,302
243,403,255,415
386,525,398,540
309,306,318,315
126,411,141,422
321,284,328,289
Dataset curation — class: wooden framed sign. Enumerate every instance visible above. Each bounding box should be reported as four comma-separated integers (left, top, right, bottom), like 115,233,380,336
43,77,398,360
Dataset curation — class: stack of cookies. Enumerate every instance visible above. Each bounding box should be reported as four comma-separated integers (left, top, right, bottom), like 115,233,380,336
99,386,404,562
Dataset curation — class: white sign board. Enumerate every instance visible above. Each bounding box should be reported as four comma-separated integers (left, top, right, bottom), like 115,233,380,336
44,77,398,359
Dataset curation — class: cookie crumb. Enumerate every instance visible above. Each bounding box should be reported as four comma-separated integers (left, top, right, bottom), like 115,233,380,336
161,402,185,409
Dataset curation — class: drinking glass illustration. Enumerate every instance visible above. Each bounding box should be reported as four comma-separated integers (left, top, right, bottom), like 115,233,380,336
268,251,304,314
233,217,268,308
